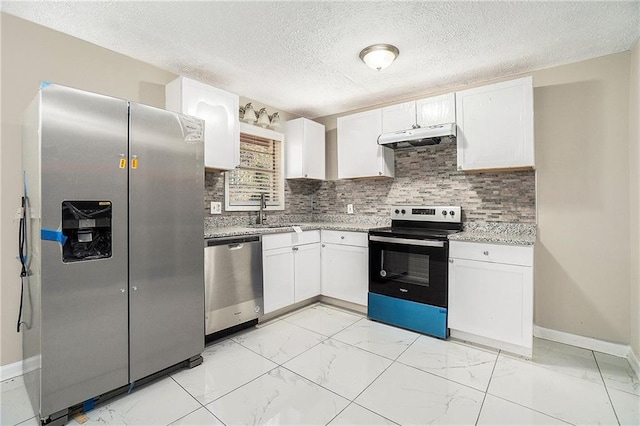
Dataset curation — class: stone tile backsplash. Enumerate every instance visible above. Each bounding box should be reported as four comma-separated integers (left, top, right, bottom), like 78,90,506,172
205,143,536,224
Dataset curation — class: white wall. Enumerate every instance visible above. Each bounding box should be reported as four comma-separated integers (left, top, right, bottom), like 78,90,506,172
629,39,640,357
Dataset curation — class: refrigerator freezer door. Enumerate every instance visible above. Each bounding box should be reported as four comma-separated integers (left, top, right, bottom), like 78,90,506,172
39,85,130,416
128,103,205,381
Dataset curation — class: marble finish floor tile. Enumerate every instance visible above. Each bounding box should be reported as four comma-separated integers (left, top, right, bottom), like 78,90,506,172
332,319,419,360
170,407,224,426
477,394,571,425
397,335,498,391
284,338,392,399
595,351,640,396
206,366,349,425
83,376,200,425
282,303,362,337
502,338,603,384
232,319,326,364
489,354,618,425
607,387,640,426
0,376,36,426
327,403,398,425
355,362,484,425
171,339,277,404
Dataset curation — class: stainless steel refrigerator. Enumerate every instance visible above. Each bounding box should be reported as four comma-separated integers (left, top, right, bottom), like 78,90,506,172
20,83,205,426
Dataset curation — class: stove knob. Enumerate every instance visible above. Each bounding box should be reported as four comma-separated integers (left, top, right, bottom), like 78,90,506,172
401,209,406,215
449,210,455,217
394,209,400,214
442,210,447,216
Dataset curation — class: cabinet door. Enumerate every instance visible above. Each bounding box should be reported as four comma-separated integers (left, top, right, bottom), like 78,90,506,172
294,243,321,302
166,77,239,171
381,101,416,133
337,109,393,178
456,76,534,171
321,243,369,306
416,93,456,127
302,119,325,179
448,258,533,348
263,247,295,314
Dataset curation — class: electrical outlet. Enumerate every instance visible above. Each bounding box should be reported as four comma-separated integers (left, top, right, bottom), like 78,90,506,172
347,204,354,214
210,201,222,215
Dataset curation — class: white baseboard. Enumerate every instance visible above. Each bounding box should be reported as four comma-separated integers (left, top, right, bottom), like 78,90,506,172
533,325,630,357
0,355,40,382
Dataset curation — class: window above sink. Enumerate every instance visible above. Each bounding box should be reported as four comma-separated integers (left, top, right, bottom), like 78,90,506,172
224,123,285,211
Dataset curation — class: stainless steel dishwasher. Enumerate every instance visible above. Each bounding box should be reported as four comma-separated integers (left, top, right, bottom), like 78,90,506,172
204,235,263,336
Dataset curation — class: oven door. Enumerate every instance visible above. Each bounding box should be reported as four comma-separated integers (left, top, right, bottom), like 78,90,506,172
369,235,448,307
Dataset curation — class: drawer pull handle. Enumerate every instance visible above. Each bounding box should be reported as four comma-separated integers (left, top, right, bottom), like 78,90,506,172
341,236,345,240
483,251,489,255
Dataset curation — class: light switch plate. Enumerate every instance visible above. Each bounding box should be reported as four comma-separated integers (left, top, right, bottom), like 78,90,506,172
347,204,354,214
210,201,222,215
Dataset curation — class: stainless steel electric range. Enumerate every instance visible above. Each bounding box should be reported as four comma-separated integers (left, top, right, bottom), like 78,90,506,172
368,205,462,339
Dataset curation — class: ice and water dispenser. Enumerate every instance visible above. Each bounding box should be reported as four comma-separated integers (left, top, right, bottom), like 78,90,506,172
61,201,112,262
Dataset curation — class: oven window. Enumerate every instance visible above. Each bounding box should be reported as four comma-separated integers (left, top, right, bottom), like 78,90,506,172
382,249,430,286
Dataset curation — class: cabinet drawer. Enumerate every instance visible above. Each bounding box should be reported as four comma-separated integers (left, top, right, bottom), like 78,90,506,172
262,230,321,250
321,230,368,247
450,241,533,266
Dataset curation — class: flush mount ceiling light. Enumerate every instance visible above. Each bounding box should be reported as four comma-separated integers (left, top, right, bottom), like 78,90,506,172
359,44,400,71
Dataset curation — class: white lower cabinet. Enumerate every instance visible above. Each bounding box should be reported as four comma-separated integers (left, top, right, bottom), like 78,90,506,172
262,231,321,314
294,243,322,302
263,246,295,314
448,241,533,357
321,230,368,306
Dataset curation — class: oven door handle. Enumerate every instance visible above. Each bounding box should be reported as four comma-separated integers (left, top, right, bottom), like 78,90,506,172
369,235,445,248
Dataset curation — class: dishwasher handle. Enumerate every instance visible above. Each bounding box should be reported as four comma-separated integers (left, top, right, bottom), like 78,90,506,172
206,235,261,247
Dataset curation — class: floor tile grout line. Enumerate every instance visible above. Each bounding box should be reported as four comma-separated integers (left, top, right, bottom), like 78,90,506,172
474,349,501,425
169,374,207,408
200,364,281,409
483,392,577,425
593,349,623,426
348,401,402,425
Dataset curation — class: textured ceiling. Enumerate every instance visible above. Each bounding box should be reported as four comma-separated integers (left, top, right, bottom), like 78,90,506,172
2,1,639,118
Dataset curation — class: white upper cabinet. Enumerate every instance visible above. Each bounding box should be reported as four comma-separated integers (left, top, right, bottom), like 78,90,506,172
381,102,416,133
285,118,325,180
337,109,394,179
455,76,534,171
416,93,456,127
165,76,240,171
381,93,455,133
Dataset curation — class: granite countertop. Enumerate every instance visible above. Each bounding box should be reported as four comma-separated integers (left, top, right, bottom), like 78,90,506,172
204,216,537,246
204,221,386,239
448,222,536,246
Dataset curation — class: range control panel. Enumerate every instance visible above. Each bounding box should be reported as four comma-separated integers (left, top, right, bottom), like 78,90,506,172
390,205,461,223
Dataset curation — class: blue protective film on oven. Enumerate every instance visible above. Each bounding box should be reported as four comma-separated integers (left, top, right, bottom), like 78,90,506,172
367,292,448,339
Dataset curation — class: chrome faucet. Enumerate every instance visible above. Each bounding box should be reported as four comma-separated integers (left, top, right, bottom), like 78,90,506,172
257,193,267,225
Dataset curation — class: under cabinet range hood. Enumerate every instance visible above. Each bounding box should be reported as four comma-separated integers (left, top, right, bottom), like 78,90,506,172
377,123,457,149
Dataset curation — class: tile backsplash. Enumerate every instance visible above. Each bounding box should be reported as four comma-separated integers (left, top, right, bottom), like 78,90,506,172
205,143,536,224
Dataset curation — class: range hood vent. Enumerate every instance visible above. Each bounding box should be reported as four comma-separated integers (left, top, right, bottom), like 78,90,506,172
377,123,457,149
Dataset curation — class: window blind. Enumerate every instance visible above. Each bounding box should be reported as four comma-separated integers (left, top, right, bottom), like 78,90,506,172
226,132,283,208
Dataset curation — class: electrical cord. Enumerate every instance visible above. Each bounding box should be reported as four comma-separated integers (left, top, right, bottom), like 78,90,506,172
17,196,28,332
